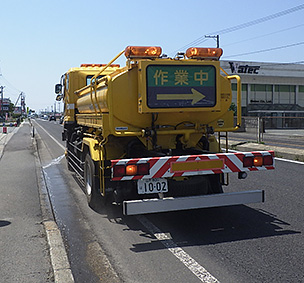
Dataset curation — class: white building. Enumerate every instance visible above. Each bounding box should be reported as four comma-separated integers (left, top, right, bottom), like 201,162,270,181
220,60,304,116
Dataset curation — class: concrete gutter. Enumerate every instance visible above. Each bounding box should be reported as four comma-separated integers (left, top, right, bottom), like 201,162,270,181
32,121,75,283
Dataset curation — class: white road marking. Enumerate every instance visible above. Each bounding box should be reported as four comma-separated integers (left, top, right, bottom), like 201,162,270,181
137,215,220,283
34,121,65,151
274,157,304,165
43,154,65,169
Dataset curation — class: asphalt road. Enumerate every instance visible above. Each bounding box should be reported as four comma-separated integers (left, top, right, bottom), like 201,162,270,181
33,118,304,283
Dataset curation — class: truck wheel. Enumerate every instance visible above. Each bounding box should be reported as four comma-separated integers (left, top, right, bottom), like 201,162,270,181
84,154,102,209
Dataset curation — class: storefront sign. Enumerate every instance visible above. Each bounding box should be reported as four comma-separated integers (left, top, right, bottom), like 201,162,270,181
229,62,260,74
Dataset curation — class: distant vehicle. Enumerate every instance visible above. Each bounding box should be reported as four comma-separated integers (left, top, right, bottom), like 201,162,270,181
49,115,56,121
59,116,64,124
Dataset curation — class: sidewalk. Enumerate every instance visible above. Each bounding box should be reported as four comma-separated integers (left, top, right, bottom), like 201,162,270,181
0,125,19,158
0,122,54,282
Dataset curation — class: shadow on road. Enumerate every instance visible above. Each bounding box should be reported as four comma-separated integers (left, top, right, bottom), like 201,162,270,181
123,205,301,252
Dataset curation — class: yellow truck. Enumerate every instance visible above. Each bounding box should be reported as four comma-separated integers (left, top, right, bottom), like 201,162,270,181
55,46,275,215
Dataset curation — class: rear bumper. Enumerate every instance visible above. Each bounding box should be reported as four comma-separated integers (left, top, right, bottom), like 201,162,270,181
123,190,264,215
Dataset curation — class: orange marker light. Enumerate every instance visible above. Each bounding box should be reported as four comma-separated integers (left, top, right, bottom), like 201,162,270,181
124,46,162,58
185,47,223,59
126,164,137,175
253,156,263,167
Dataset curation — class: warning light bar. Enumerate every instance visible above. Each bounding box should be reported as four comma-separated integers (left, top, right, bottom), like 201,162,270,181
124,46,162,59
185,47,223,59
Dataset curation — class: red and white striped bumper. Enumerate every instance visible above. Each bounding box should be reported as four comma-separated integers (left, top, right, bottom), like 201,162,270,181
111,151,275,181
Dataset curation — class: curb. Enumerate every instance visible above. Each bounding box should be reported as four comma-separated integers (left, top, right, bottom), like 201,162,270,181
32,124,75,283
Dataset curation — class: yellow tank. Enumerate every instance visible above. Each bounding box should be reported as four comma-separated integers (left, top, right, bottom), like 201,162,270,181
74,47,241,152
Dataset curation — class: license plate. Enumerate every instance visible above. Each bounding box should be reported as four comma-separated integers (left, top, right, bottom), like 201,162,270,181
137,178,168,195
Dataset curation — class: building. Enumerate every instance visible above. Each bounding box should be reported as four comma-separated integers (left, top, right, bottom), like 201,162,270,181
220,60,304,128
0,98,11,112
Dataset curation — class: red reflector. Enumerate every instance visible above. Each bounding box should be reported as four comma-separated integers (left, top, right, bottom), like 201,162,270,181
243,156,253,167
137,163,150,175
113,165,125,177
263,155,273,166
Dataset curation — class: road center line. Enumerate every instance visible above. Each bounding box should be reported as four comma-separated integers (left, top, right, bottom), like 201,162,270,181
136,215,219,283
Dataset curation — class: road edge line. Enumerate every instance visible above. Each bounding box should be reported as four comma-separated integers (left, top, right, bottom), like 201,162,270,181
32,125,75,283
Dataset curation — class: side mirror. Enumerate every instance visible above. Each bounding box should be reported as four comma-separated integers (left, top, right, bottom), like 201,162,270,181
56,94,63,101
55,84,62,94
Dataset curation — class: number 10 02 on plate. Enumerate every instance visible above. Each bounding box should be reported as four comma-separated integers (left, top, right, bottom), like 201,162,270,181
137,178,168,194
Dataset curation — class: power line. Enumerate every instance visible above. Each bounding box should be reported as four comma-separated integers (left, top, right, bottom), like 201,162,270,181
224,41,304,58
223,23,304,47
0,74,22,95
170,3,304,56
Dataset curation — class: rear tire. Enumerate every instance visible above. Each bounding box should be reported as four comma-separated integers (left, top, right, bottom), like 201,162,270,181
84,154,102,209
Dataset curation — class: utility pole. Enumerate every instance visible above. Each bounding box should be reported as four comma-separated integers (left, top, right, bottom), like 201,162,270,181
0,86,5,118
205,35,220,48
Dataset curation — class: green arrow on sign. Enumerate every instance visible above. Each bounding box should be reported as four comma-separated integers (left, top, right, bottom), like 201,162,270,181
156,88,205,105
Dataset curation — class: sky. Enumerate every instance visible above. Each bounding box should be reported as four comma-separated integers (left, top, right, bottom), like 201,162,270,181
0,0,304,113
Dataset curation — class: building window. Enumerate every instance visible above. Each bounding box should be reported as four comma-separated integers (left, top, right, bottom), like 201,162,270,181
274,85,295,104
250,84,272,103
298,86,304,107
231,83,248,107
231,83,247,92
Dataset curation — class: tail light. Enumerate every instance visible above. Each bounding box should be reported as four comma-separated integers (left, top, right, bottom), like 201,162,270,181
263,155,273,166
113,165,126,177
113,163,150,177
137,163,150,175
243,154,273,168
